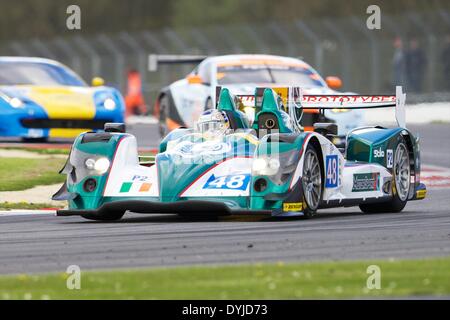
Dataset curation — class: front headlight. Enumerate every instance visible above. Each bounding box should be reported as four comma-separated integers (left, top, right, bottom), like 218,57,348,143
268,158,280,171
103,98,116,110
85,157,110,174
252,158,268,173
252,157,280,176
252,151,299,184
1,91,25,108
85,158,96,170
10,97,24,108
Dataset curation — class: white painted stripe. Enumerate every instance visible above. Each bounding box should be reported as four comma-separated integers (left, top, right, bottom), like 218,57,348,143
0,210,55,217
421,165,450,190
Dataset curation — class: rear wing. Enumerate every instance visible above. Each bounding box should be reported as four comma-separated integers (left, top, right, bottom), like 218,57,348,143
148,54,207,72
215,86,407,129
278,86,407,128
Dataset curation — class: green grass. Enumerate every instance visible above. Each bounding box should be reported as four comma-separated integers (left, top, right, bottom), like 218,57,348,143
1,257,449,299
2,147,70,155
430,120,450,125
0,157,66,191
0,202,63,210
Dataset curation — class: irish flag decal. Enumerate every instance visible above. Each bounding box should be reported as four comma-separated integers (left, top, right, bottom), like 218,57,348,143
120,182,152,193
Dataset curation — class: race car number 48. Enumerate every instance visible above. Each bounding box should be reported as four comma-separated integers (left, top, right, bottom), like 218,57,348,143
203,174,250,190
326,155,339,188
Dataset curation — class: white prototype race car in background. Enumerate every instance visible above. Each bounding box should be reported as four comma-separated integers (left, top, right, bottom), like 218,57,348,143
152,54,364,139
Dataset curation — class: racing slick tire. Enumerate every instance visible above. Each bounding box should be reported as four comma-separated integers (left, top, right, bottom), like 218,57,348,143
301,144,323,218
158,95,170,138
359,139,410,214
81,210,125,221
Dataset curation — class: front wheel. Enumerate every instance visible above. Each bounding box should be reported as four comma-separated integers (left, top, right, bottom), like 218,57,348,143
359,139,410,213
301,145,323,218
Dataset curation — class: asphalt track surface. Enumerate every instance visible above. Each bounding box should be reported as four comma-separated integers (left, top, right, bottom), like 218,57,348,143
0,124,449,274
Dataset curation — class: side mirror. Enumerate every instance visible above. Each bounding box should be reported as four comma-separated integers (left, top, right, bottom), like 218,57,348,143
186,74,203,85
91,77,105,87
325,76,343,89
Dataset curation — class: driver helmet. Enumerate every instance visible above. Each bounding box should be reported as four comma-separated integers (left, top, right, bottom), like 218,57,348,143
195,109,230,135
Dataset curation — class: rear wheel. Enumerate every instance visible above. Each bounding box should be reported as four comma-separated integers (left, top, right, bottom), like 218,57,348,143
359,139,410,213
81,210,125,221
158,95,169,138
301,145,323,218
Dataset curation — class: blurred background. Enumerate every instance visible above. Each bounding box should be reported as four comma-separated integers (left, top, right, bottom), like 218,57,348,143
1,0,449,112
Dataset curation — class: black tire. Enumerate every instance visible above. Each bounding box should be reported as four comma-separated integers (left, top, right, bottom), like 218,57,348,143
359,139,410,214
301,145,323,218
81,210,125,221
158,95,169,138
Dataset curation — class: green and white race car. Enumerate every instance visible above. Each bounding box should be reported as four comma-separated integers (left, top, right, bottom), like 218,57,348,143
53,86,426,221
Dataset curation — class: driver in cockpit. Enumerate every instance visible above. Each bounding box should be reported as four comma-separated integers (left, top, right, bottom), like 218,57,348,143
195,109,231,137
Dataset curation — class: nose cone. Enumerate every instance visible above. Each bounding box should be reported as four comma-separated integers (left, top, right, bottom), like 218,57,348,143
157,153,213,201
27,86,96,119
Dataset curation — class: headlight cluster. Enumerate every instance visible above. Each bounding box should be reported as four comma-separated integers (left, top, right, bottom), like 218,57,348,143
252,157,280,176
85,157,110,175
1,91,25,108
10,97,24,108
252,151,299,185
103,98,116,110
94,91,117,111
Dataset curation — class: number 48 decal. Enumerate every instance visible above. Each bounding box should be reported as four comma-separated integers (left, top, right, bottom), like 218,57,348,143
325,155,339,188
203,174,250,191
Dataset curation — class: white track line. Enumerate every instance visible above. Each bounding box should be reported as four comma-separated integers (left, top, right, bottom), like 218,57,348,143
0,210,55,216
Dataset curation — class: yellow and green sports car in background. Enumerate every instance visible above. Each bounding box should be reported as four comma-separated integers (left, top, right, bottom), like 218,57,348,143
0,57,125,141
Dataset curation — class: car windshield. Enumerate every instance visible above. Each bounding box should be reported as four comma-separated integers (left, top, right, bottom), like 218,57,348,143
0,61,87,86
217,64,325,87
